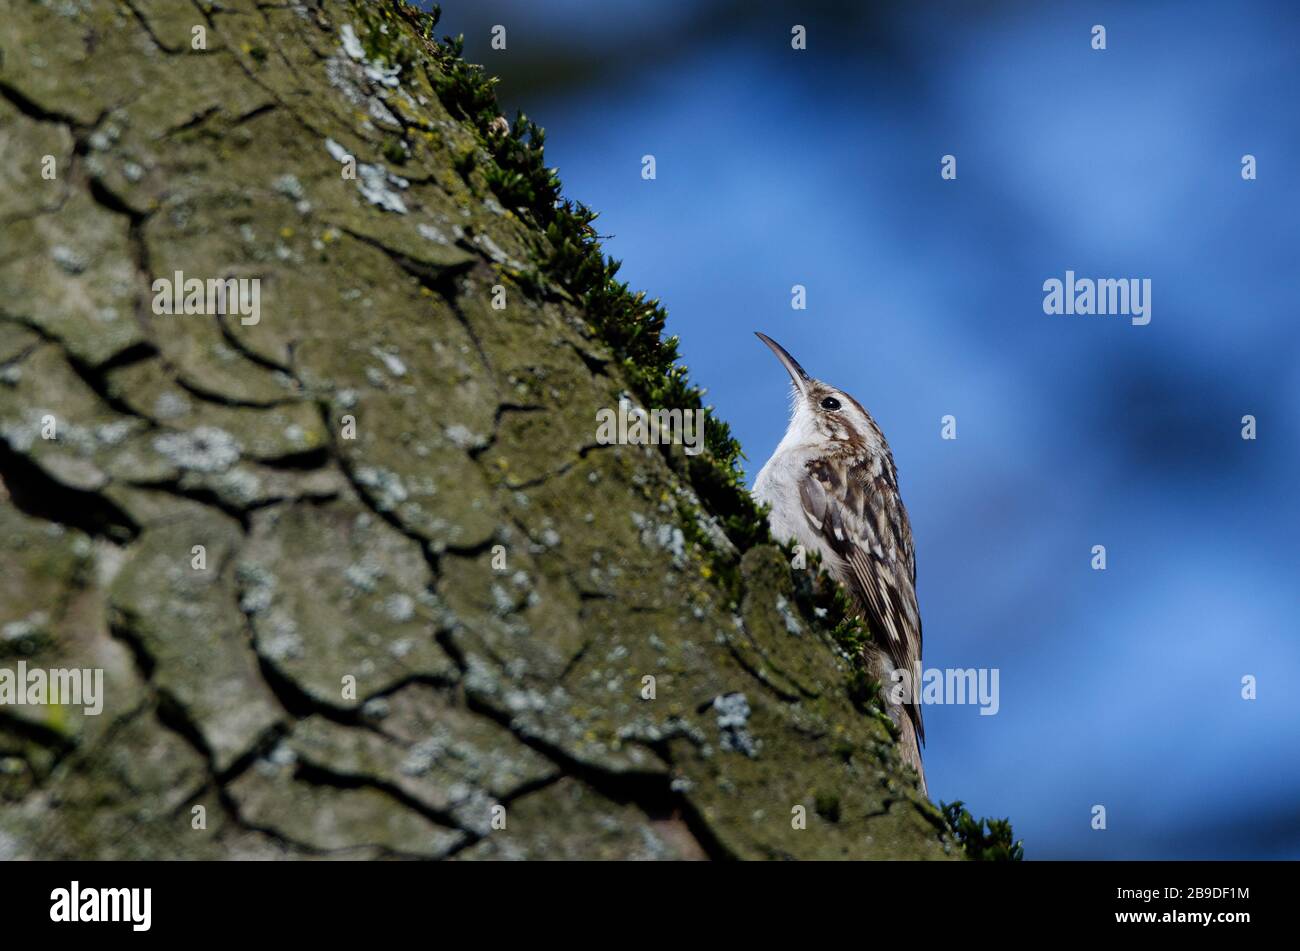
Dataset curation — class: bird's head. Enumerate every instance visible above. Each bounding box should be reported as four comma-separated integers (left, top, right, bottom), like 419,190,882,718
755,331,882,452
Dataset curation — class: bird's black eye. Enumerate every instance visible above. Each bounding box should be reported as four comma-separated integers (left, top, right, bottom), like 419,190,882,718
820,396,841,411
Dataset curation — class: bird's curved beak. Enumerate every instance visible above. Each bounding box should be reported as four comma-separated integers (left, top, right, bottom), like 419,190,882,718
754,332,810,397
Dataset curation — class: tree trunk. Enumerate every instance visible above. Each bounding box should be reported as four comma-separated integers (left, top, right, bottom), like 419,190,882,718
0,0,951,860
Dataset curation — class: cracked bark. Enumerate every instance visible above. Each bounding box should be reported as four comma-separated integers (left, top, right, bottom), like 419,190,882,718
0,0,955,860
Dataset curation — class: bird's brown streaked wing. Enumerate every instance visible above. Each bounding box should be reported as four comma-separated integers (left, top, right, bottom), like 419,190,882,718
798,456,925,743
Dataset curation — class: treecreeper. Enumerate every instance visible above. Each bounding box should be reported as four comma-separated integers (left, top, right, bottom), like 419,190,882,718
752,333,927,796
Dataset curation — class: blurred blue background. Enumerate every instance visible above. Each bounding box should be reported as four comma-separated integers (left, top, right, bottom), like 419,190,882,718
433,0,1300,858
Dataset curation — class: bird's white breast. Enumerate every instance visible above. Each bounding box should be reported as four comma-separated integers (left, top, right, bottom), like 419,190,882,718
753,448,839,568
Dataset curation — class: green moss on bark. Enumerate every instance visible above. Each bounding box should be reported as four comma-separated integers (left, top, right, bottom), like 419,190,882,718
0,0,1010,860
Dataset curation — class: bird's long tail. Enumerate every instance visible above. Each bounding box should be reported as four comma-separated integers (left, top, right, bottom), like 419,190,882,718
866,645,929,798
896,711,928,799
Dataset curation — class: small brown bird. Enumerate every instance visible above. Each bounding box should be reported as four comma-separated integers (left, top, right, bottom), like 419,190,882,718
752,332,927,796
